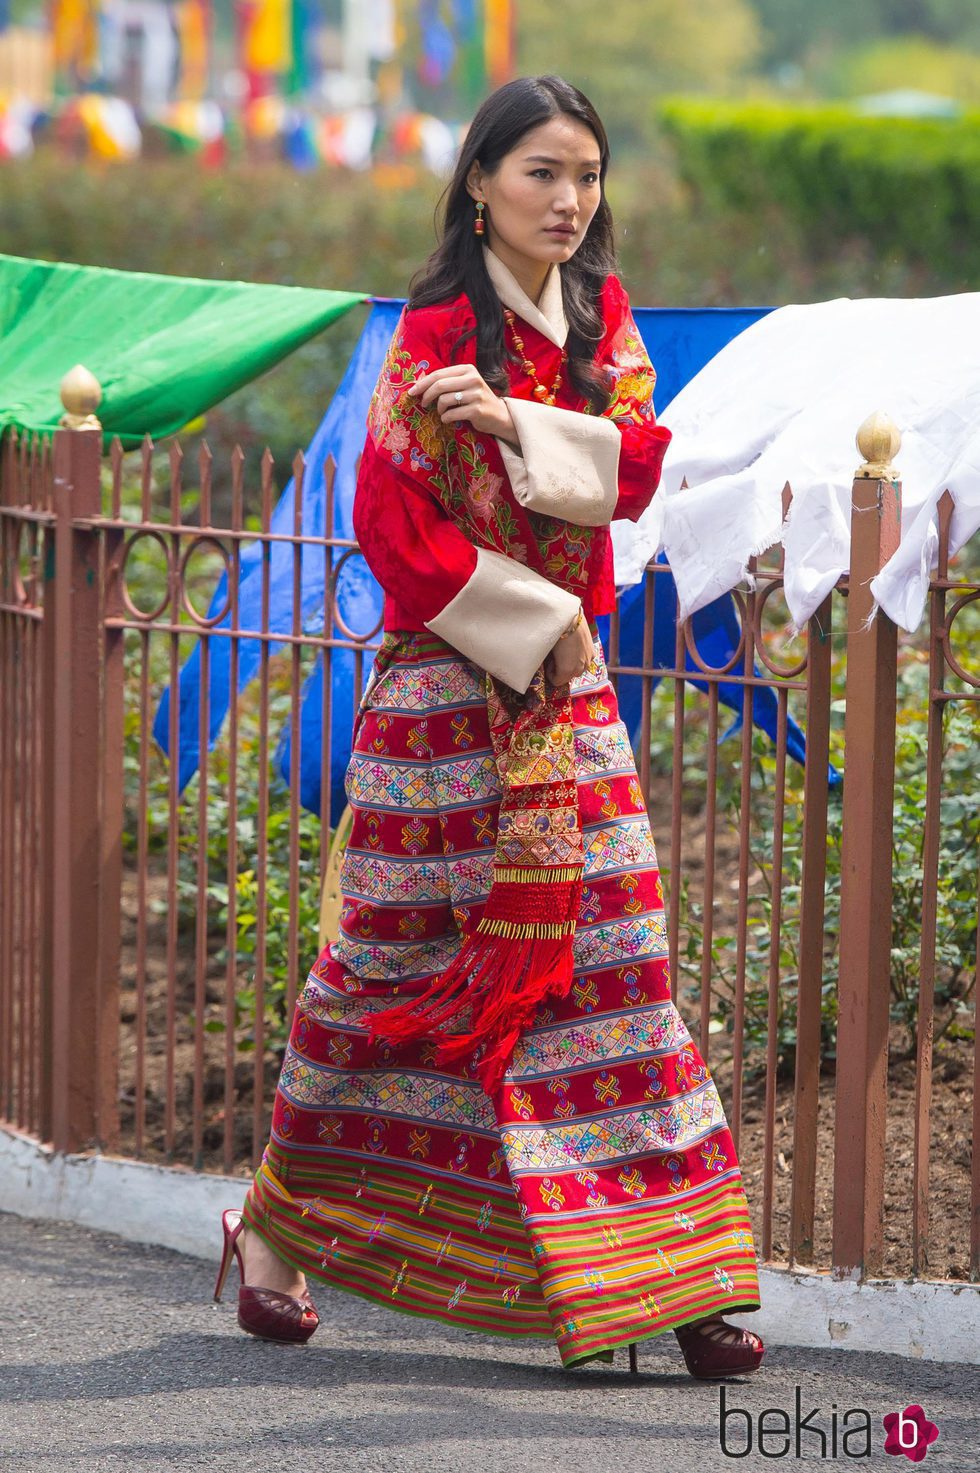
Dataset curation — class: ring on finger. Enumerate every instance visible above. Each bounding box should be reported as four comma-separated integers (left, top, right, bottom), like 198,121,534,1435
454,390,463,405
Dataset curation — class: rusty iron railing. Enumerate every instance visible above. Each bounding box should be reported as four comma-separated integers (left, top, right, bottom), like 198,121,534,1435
1,384,977,1284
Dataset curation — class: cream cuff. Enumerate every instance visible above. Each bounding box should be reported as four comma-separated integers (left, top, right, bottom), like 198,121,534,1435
425,546,580,694
496,397,621,526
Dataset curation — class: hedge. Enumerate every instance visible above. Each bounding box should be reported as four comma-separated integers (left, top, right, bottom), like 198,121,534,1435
658,99,980,283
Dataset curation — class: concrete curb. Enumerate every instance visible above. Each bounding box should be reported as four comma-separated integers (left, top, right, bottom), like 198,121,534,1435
2,1125,977,1364
0,1125,247,1260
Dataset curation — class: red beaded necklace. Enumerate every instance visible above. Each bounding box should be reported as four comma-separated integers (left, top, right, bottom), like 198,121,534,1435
503,308,566,405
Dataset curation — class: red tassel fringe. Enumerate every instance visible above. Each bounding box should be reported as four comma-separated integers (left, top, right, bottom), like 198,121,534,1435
364,876,582,1095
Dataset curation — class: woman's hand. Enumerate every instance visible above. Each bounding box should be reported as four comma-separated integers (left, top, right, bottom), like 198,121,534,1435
407,366,517,444
545,611,594,688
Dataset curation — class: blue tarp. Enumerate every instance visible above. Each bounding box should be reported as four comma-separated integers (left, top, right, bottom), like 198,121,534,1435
156,299,835,820
631,306,772,419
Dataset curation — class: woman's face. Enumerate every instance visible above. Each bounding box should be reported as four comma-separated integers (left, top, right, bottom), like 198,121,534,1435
466,113,603,276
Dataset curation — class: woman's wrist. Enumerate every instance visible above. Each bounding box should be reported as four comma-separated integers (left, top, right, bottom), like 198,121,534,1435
559,603,584,640
494,399,520,449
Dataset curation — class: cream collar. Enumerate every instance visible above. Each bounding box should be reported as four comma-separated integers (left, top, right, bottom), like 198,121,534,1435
482,245,569,348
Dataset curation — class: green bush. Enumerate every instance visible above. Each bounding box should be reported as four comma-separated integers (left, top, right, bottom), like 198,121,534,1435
659,98,980,283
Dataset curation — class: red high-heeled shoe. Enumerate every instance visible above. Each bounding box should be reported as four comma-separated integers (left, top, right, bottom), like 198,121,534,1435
673,1317,765,1379
214,1209,319,1344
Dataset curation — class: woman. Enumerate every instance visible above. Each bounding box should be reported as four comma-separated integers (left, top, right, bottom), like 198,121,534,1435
215,74,764,1379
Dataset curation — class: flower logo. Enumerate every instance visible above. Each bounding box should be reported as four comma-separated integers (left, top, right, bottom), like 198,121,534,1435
883,1405,940,1462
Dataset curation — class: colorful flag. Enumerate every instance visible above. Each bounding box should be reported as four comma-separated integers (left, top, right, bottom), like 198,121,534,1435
417,0,454,87
454,0,484,111
50,0,100,92
239,0,293,100
484,0,513,87
174,0,211,101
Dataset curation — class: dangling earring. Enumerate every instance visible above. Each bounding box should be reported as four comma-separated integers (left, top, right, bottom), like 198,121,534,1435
474,201,485,236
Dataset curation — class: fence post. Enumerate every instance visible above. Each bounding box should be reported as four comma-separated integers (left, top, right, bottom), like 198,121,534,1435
40,367,118,1153
789,587,833,1266
832,411,902,1277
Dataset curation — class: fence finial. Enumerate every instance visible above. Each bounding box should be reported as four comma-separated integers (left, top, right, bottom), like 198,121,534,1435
855,410,900,479
59,365,103,430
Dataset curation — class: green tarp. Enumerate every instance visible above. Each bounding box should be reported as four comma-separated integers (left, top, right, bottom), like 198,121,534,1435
0,252,368,447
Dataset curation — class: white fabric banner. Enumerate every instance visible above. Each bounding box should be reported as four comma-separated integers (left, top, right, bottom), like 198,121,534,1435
611,295,980,631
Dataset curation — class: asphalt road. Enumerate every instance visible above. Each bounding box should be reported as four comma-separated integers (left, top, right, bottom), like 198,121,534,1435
1,1211,976,1473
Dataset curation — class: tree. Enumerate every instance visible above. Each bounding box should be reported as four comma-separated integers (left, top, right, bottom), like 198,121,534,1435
825,34,980,102
750,0,980,67
879,0,980,46
515,0,762,152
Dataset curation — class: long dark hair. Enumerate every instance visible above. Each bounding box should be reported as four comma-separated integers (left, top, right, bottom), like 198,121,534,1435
408,75,616,413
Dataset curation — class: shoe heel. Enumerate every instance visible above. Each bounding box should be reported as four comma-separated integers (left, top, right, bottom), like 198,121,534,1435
214,1209,244,1303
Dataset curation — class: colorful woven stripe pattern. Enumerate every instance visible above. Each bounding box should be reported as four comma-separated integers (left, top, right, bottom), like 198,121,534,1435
244,634,760,1366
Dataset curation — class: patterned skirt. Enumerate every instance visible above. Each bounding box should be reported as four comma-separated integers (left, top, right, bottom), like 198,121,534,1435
244,631,760,1368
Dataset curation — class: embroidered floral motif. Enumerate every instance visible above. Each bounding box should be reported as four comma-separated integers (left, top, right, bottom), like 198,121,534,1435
416,1183,434,1214
539,1178,566,1210
492,1251,512,1281
449,1133,471,1172
618,1166,646,1198
662,1152,692,1194
317,1116,343,1146
655,1246,678,1277
409,1130,432,1161
583,1267,605,1294
700,1139,728,1173
594,1070,622,1107
435,1233,453,1264
604,308,659,426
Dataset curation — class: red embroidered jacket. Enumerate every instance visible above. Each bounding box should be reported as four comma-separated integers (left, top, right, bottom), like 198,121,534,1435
353,270,671,691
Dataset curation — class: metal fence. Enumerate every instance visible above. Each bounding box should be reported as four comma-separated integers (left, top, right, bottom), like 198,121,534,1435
1,403,977,1285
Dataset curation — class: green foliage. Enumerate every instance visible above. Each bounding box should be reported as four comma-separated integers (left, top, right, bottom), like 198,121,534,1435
821,35,980,103
888,655,979,1036
659,98,980,282
750,0,980,67
654,647,979,1076
750,0,890,65
122,626,329,1053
